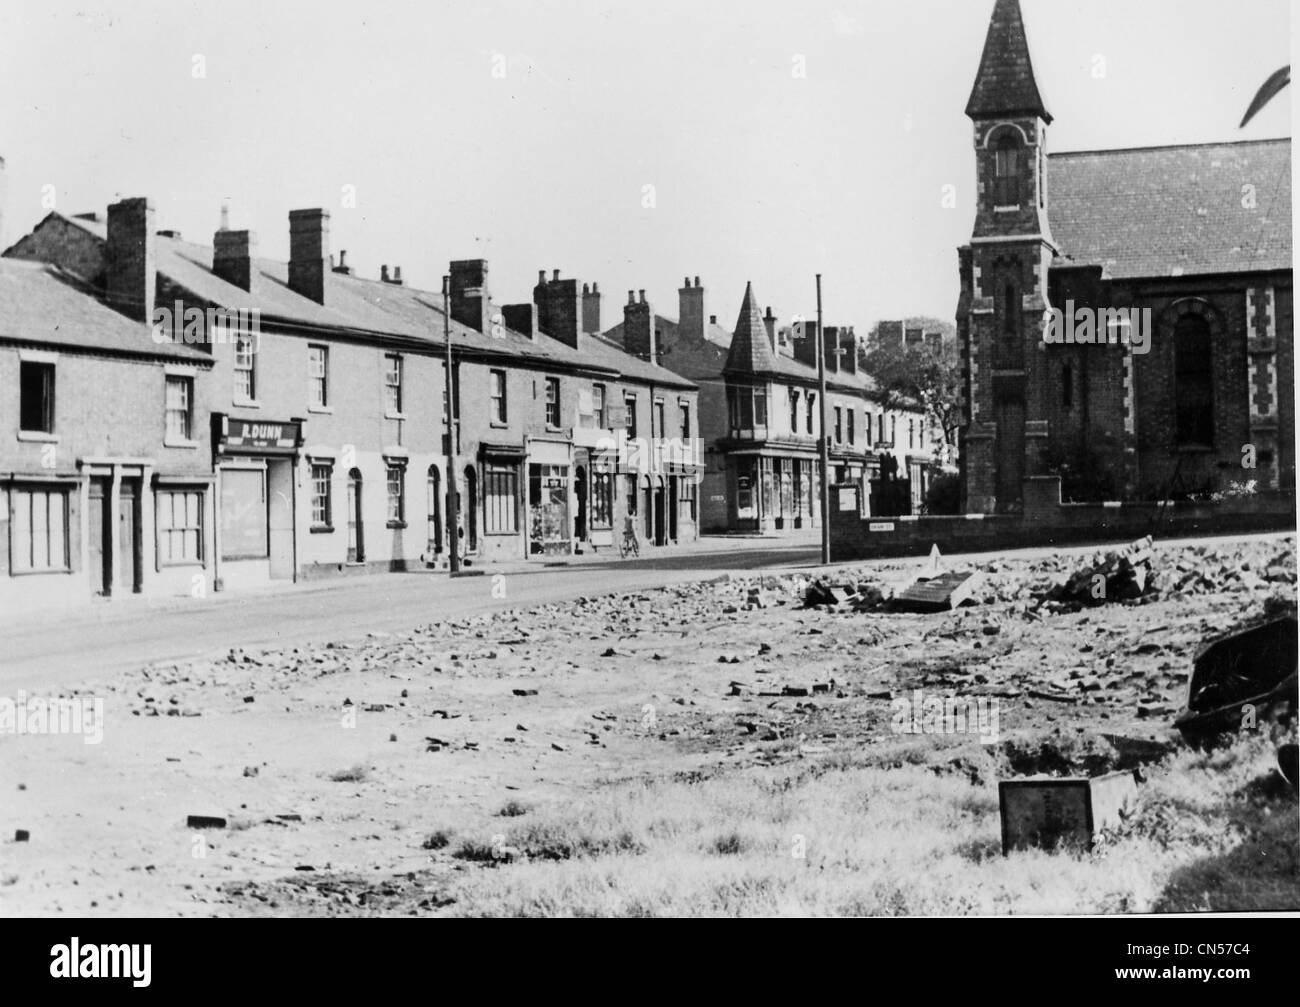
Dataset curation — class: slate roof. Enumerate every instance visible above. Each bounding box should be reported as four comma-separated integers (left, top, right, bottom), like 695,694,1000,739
0,257,209,361
965,0,1051,123
1048,139,1292,279
724,282,780,375
40,213,693,386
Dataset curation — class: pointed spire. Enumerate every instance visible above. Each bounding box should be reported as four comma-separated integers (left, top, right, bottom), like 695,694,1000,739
725,282,780,374
965,0,1051,123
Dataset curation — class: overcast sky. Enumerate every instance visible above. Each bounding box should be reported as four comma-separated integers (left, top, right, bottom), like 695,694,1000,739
0,0,1291,335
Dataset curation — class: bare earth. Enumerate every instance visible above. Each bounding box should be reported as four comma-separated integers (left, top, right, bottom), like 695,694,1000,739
1,534,1297,917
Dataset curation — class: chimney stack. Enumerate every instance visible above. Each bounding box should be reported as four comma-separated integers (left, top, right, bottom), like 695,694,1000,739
763,305,777,350
678,275,705,340
624,287,656,364
842,326,859,374
502,303,538,341
449,259,491,332
533,269,584,349
288,208,329,304
106,197,156,322
824,326,841,374
332,249,352,275
582,281,601,334
792,316,818,369
213,228,257,291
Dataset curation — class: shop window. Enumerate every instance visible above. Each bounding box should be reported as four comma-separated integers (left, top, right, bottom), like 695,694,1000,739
9,486,69,572
221,468,268,560
158,488,204,564
19,361,54,434
591,470,613,528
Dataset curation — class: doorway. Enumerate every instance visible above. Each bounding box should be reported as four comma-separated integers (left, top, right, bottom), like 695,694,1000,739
995,397,1025,513
88,477,110,595
574,465,588,543
427,466,442,556
653,477,667,546
347,468,364,562
463,466,478,553
118,478,141,593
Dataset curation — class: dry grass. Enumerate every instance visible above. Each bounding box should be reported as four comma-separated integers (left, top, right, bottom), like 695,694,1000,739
435,735,1297,917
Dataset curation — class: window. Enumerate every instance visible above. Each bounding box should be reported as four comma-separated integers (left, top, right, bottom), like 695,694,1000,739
311,463,333,528
890,415,897,444
865,409,873,446
591,470,612,528
625,474,638,515
877,412,885,443
625,394,637,439
753,389,767,426
908,419,915,449
490,369,508,424
385,355,403,414
10,487,69,572
221,468,268,559
165,376,192,441
386,463,406,525
806,393,816,436
593,384,606,428
654,398,665,437
234,334,256,401
994,133,1020,205
679,401,690,441
1062,364,1073,410
681,479,697,522
309,345,328,408
848,408,855,445
1175,314,1214,445
484,462,518,533
19,361,54,434
834,407,843,444
545,377,560,427
1003,284,1018,335
157,489,204,564
790,389,800,433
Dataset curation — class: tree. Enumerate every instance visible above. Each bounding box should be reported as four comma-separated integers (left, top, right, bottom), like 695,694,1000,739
861,317,961,460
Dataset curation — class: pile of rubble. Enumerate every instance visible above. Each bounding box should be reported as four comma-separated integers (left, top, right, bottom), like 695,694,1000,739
1041,536,1155,611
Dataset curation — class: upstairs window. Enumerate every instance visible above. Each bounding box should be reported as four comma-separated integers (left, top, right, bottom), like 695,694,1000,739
994,133,1021,206
593,384,606,428
490,369,507,424
165,375,193,442
234,335,256,401
1175,315,1214,446
384,354,404,414
309,345,329,408
789,389,800,433
545,377,561,427
20,361,55,434
625,394,637,439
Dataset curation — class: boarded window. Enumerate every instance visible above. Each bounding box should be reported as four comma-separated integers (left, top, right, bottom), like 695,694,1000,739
1175,314,1214,445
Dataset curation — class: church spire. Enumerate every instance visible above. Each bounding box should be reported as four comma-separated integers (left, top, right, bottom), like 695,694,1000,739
965,0,1052,123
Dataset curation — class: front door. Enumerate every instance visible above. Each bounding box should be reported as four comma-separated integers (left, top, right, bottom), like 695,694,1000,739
574,465,588,542
995,397,1025,513
88,478,109,595
347,468,364,562
118,479,140,593
667,475,678,541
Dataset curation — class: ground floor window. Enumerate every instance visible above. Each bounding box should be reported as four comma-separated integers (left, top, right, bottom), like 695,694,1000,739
157,488,204,564
625,474,638,515
221,467,268,560
386,462,407,526
529,464,570,554
679,478,697,523
484,462,519,534
10,486,70,573
310,463,332,529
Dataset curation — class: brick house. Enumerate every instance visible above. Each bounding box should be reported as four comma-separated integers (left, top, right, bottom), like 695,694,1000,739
7,199,699,593
605,277,936,531
0,250,216,613
957,0,1293,513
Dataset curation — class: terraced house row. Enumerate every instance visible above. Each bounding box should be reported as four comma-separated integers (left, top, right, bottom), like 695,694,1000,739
0,192,714,611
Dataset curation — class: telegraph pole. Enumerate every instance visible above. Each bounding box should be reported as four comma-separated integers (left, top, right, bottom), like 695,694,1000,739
443,276,460,575
816,274,830,565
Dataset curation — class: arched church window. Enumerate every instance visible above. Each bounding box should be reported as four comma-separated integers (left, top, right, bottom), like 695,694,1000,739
994,133,1020,206
1174,314,1213,446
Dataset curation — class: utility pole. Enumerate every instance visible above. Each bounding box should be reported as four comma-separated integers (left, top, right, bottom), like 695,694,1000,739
443,276,460,575
816,273,830,565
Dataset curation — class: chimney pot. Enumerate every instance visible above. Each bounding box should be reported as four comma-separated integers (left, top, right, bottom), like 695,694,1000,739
628,290,635,304
694,276,700,287
683,277,690,288
538,269,546,284
709,314,716,324
638,289,645,303
394,265,402,283
592,282,598,292
552,268,560,281
380,264,389,281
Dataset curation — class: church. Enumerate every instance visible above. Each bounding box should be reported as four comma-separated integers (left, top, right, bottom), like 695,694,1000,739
957,0,1293,513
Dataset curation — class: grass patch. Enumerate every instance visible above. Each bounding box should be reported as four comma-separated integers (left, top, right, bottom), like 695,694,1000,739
328,764,370,783
498,799,531,818
422,829,454,851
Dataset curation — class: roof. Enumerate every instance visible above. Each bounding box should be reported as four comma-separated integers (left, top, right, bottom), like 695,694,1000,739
965,0,1051,123
1047,139,1292,279
724,282,780,374
0,258,210,361
40,213,694,387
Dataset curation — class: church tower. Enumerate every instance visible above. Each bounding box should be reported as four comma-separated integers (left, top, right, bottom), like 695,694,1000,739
957,0,1056,513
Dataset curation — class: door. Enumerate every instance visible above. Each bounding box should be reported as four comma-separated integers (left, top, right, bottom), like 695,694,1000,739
667,475,678,541
118,479,140,593
347,468,364,562
88,478,109,595
574,465,588,542
653,479,666,546
464,466,478,553
267,459,295,579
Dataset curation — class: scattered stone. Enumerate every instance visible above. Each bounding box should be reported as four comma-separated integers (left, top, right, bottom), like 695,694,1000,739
186,815,226,830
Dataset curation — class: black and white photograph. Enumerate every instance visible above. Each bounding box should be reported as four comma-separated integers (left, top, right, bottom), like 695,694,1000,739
0,0,1295,957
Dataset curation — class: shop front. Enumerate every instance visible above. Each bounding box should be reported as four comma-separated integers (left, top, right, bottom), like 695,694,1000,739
212,413,302,591
526,438,572,557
